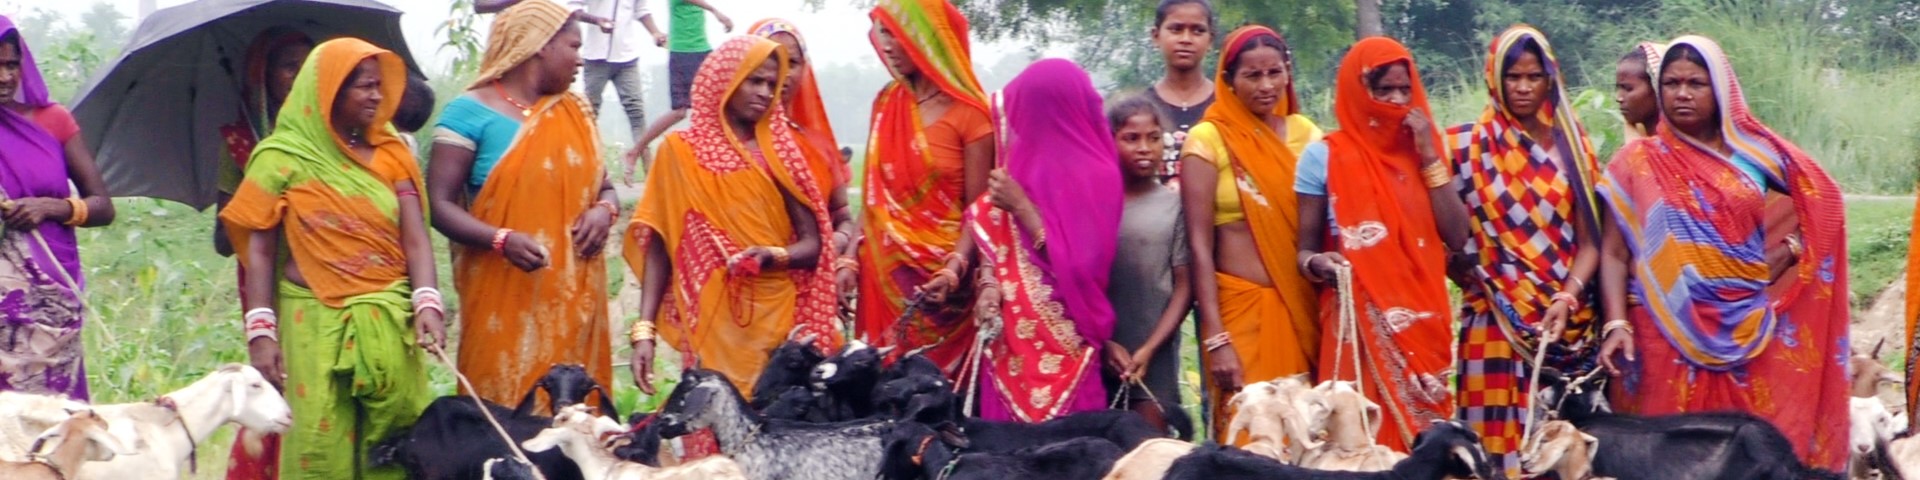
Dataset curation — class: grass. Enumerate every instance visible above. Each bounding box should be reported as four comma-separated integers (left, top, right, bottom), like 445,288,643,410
1845,198,1916,306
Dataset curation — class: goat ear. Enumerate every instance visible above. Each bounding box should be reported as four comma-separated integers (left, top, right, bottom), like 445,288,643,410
231,372,248,420
521,428,566,453
1582,433,1599,460
936,424,971,449
876,345,898,357
1452,446,1480,476
594,385,620,419
512,382,543,418
1364,401,1383,438
30,422,70,456
84,422,138,458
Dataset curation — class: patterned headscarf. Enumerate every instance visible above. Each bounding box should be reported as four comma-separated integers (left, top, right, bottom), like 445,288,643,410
469,0,572,90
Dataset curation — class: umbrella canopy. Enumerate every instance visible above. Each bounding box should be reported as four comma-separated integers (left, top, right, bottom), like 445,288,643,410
71,0,421,209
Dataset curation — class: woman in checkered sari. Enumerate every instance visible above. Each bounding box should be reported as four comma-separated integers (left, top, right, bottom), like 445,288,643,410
1441,26,1604,479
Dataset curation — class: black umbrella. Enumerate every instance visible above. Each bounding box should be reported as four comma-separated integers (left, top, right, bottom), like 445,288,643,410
71,0,421,209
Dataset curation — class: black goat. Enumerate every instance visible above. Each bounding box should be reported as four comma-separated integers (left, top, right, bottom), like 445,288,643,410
1536,368,1845,480
880,420,1123,480
751,335,825,412
760,384,833,423
1163,420,1503,480
656,368,896,480
483,457,541,480
513,363,617,418
372,365,610,480
611,412,667,467
896,371,1165,454
810,340,894,421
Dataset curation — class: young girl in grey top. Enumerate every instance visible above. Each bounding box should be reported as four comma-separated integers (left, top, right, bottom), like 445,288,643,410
1103,95,1191,434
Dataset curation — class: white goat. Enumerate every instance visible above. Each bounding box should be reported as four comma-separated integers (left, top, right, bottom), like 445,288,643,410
1099,438,1197,480
523,404,747,480
0,364,293,479
0,408,137,480
1520,420,1612,480
1298,380,1404,471
1224,374,1328,463
1852,396,1906,479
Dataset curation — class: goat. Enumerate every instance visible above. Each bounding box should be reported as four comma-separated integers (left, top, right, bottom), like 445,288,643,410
1519,420,1610,480
759,385,830,423
523,404,749,480
1875,431,1920,479
872,363,955,425
611,412,670,467
372,364,614,480
655,368,894,480
1852,340,1902,399
0,409,137,480
1852,396,1904,479
810,340,894,421
1099,438,1197,480
1162,420,1504,480
751,335,825,412
1224,374,1328,462
879,420,1122,480
0,364,292,480
1299,381,1403,471
891,368,1165,455
1536,367,1845,480
516,363,618,418
485,458,541,480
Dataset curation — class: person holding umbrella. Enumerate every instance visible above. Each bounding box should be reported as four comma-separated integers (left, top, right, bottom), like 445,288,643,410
427,0,620,409
0,15,116,401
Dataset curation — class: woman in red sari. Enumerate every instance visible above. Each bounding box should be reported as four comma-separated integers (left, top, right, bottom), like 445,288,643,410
841,0,995,377
1597,35,1849,471
1294,37,1471,452
927,58,1122,422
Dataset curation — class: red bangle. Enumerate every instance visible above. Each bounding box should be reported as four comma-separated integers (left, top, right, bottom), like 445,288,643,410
491,228,513,252
595,200,619,216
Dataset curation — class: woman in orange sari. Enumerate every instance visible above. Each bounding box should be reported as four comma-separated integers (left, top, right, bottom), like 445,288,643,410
840,0,995,377
751,19,859,266
425,0,619,407
1909,185,1920,431
626,35,837,394
1177,25,1323,442
1294,37,1471,452
1597,36,1849,471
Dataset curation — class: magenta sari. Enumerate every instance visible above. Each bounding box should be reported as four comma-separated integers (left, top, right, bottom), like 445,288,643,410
0,15,90,400
970,59,1122,422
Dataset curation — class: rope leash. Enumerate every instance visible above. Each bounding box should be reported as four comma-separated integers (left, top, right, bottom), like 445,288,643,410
1327,263,1372,439
1518,321,1554,450
428,347,548,480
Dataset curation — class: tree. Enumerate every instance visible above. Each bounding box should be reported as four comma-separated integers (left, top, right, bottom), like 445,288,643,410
78,2,128,57
1357,0,1386,38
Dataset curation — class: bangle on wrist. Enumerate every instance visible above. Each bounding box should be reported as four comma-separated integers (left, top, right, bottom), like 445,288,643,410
1203,332,1232,352
491,228,514,253
1421,162,1453,189
63,197,88,226
629,320,656,344
1602,319,1633,336
245,308,279,343
767,246,791,269
595,200,619,217
834,256,858,273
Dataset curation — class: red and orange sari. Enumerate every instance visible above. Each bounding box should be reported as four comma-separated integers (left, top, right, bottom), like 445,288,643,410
750,18,846,196
857,0,990,376
626,36,840,393
1318,37,1457,452
1601,36,1849,471
1909,183,1920,431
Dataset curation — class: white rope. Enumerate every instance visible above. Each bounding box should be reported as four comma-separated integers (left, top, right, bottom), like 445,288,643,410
1518,321,1554,451
429,347,548,480
961,314,997,417
1328,263,1371,440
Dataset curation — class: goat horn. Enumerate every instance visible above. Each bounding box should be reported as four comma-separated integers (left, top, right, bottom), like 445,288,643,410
1874,338,1887,359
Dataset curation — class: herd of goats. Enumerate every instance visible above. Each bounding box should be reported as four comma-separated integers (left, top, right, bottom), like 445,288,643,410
0,336,1917,479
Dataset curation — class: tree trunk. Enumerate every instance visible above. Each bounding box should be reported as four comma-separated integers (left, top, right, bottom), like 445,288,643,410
1355,0,1386,39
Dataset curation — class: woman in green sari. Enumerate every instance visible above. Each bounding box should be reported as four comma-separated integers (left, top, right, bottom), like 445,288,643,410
219,37,443,479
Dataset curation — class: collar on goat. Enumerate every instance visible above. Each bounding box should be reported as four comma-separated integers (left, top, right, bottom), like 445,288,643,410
25,450,69,480
155,396,198,474
910,435,936,466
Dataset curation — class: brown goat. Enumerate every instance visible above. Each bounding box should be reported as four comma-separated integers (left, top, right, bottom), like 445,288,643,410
1852,339,1902,398
1521,420,1613,480
0,409,136,480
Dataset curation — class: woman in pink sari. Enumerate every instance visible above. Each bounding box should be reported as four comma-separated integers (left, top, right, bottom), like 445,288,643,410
927,58,1122,421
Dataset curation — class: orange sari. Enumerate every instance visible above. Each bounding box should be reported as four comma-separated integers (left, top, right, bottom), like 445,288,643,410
1317,37,1456,452
1190,26,1323,444
625,36,840,393
750,18,847,196
1909,183,1920,430
858,0,990,376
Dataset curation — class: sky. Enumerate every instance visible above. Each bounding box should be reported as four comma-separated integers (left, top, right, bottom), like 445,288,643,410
10,0,1055,73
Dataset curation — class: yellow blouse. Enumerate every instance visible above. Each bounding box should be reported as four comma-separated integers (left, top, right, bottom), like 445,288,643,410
1181,114,1323,225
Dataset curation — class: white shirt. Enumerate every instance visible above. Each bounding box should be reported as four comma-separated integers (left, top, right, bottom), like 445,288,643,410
568,0,653,63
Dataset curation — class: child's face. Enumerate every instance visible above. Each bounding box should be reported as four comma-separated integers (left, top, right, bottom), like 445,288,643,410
1115,113,1166,180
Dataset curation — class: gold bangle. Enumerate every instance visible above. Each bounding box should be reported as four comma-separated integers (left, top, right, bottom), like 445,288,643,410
629,321,656,344
1421,162,1453,189
833,256,858,273
1602,319,1633,336
1030,228,1048,251
63,197,88,226
767,246,791,270
1784,233,1804,257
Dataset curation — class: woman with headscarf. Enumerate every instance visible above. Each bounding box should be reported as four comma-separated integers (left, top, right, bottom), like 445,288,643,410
1596,35,1849,471
427,0,620,406
0,15,116,401
1441,26,1603,476
220,37,441,479
842,0,995,377
752,18,858,261
931,58,1121,422
211,29,313,480
1294,36,1471,452
1617,42,1665,141
1176,25,1322,443
626,35,836,395
1908,184,1920,432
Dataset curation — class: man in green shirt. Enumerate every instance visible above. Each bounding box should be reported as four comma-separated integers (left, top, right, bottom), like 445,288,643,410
625,0,731,183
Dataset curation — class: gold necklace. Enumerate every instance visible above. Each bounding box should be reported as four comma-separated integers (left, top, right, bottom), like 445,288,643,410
494,81,533,117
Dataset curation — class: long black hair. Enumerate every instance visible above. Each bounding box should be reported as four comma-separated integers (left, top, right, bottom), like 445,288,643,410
1224,32,1291,78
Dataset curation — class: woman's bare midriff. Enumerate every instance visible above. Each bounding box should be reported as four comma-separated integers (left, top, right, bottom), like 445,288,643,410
281,260,310,289
1213,221,1272,286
